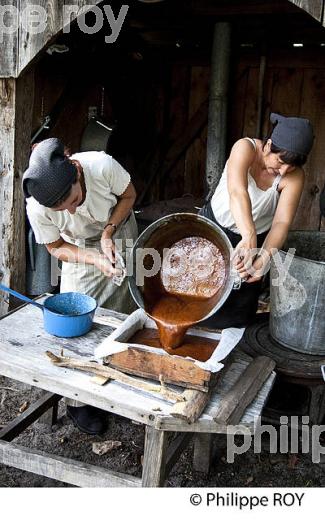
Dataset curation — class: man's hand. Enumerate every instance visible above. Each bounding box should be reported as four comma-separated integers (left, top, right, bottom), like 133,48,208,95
94,253,120,278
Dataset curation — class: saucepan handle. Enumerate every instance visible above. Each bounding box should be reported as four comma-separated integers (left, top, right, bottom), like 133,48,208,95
321,365,325,383
232,272,242,290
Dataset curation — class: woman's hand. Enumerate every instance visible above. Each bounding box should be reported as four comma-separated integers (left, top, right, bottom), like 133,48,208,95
232,231,257,279
100,228,116,265
245,254,266,283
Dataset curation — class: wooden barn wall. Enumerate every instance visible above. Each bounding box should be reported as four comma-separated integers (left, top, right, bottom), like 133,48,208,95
31,46,325,231
162,48,325,230
228,49,325,231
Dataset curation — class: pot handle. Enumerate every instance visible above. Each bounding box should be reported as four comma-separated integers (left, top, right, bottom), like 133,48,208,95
232,271,242,290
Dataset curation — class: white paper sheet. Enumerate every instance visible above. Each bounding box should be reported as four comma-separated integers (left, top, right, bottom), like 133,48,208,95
194,327,246,372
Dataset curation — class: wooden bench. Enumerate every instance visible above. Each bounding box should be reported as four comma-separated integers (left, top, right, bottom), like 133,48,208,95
0,300,275,487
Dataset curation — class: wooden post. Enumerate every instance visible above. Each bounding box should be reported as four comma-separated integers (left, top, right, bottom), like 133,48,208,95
0,70,34,314
193,433,214,474
142,427,169,487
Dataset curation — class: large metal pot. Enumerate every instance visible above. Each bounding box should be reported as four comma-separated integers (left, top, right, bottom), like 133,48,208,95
270,231,325,355
128,212,240,324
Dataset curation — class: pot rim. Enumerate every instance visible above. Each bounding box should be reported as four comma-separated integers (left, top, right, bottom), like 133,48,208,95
128,212,237,323
43,292,97,317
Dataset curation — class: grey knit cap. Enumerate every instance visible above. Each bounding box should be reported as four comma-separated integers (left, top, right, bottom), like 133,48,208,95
270,113,314,156
23,138,77,207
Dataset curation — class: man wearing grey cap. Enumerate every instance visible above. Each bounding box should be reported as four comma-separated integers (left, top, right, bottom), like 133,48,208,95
23,138,138,434
199,112,315,329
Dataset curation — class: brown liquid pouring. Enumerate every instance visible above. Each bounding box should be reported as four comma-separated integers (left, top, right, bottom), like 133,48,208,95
143,236,226,350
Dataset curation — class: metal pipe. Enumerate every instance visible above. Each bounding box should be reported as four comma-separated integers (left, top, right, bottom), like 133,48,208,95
206,22,231,200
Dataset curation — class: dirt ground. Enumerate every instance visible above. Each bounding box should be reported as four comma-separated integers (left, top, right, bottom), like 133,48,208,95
0,375,324,488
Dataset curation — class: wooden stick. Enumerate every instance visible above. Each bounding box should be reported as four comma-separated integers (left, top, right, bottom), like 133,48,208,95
46,351,185,403
171,389,211,424
213,356,275,425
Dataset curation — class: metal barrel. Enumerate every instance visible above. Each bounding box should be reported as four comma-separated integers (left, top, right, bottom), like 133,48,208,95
270,231,325,355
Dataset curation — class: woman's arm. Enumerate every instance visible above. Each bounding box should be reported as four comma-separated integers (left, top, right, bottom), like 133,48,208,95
227,139,257,273
46,239,116,278
246,168,305,283
100,182,137,262
227,139,257,242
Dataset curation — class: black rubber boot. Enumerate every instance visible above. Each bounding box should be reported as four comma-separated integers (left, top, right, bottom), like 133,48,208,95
66,405,108,435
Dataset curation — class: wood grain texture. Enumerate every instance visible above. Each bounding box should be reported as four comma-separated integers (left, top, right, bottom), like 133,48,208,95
213,356,276,425
0,440,140,487
170,388,211,424
0,1,103,78
0,70,34,315
106,346,212,392
142,427,169,487
193,433,213,473
0,393,61,441
0,302,276,433
288,0,324,21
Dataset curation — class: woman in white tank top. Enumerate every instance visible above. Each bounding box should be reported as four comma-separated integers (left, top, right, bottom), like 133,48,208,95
200,112,314,328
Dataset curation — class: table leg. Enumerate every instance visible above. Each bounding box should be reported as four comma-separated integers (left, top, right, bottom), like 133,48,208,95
193,433,213,474
142,426,169,487
39,399,59,431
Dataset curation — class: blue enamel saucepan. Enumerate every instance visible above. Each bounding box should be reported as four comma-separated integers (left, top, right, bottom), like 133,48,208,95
0,284,97,338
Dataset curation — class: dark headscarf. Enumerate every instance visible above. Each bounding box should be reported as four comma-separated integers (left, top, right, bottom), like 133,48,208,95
22,138,77,207
270,113,314,156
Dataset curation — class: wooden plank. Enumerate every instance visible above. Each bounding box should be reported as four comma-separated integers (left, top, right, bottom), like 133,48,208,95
184,66,210,196
0,8,18,77
157,99,209,188
242,67,260,137
0,302,176,424
228,62,250,146
16,1,103,77
294,68,325,230
163,63,190,199
189,0,302,17
288,0,324,21
0,393,62,441
0,70,34,315
142,427,169,487
193,433,213,473
105,347,212,392
213,356,276,425
154,368,276,432
0,440,140,487
0,302,276,433
170,389,212,424
46,350,184,403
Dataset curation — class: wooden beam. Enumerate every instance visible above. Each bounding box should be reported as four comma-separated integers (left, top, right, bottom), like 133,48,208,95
0,393,62,441
142,427,169,487
0,440,141,487
193,433,213,473
0,70,34,315
0,1,104,78
287,0,324,22
213,356,276,425
137,99,208,204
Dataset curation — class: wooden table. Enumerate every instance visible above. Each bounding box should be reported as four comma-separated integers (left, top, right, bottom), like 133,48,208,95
0,300,275,487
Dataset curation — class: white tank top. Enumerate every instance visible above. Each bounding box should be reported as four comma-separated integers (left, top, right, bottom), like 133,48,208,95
210,137,281,234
